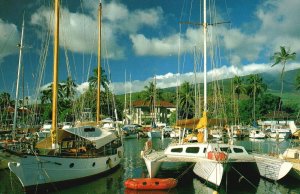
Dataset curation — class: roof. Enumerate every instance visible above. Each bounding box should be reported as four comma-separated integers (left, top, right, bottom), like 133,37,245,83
36,126,118,149
132,100,175,108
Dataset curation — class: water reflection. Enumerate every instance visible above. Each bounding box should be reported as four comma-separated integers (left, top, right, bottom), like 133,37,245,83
1,137,300,193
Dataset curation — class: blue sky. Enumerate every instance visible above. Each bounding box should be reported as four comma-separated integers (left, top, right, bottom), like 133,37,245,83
0,0,299,100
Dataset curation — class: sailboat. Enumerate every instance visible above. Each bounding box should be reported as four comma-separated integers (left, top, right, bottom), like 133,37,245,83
142,0,256,187
0,0,123,191
0,14,26,171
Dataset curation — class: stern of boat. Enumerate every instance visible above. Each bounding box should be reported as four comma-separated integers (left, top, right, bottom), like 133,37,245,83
193,160,224,186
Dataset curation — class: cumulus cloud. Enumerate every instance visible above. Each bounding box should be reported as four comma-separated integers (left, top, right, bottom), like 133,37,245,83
0,19,19,62
129,0,300,69
29,1,164,60
76,62,299,95
130,34,179,56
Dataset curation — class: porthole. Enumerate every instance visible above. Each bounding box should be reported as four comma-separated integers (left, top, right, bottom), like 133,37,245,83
69,163,74,168
92,162,96,167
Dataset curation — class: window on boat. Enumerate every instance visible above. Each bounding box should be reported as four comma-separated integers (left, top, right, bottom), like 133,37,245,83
171,148,183,153
203,148,207,153
220,147,232,153
186,147,200,153
84,127,95,132
233,148,244,153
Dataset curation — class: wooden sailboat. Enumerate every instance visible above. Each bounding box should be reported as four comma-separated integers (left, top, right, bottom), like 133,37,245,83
142,0,257,187
0,0,123,191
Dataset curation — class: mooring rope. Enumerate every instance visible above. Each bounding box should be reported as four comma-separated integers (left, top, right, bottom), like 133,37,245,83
231,166,257,189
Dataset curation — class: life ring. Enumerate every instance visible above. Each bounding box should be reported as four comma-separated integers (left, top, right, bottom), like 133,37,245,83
106,158,113,168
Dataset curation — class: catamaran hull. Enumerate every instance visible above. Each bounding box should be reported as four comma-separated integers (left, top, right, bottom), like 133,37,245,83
193,160,224,186
8,147,123,188
253,154,292,181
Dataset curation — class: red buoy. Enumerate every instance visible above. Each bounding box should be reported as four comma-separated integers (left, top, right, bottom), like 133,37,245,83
124,178,177,190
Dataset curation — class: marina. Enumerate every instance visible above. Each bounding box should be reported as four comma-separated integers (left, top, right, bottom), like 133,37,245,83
1,137,300,193
0,0,300,193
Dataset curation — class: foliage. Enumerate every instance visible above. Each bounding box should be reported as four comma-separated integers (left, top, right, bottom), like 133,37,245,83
296,71,300,91
88,67,109,91
271,46,296,110
178,81,195,119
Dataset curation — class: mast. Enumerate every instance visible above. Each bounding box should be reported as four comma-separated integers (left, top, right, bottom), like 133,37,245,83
129,73,132,119
203,0,208,142
51,0,59,149
124,70,127,124
12,15,25,139
96,1,102,124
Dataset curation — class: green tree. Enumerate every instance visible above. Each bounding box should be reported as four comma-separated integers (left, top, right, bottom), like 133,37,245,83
295,71,300,91
178,81,195,119
40,87,52,104
0,92,12,108
271,46,296,109
142,81,161,123
246,74,267,121
233,76,246,123
62,76,77,100
88,67,109,92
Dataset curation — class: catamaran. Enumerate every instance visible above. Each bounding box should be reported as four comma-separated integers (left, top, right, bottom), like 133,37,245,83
142,0,257,187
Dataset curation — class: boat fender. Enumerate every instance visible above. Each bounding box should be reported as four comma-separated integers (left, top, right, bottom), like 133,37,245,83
106,158,113,168
145,140,152,151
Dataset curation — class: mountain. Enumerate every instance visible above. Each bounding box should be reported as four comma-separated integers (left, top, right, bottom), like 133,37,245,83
261,69,300,93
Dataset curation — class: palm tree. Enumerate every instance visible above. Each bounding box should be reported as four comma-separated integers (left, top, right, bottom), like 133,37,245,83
295,71,300,91
142,81,156,120
271,46,296,109
178,81,195,119
40,88,52,104
40,83,64,104
233,75,246,123
88,67,109,91
0,92,12,108
246,74,267,121
63,76,77,100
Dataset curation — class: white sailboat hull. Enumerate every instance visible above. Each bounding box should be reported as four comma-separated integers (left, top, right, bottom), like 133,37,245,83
253,154,292,181
193,160,224,186
8,147,123,188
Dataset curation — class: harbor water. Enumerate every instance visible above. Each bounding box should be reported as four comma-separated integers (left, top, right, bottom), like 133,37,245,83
1,137,300,194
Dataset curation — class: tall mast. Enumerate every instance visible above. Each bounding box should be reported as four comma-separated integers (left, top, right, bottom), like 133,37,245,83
51,0,59,148
124,70,127,123
203,0,208,142
96,1,102,124
12,15,25,139
129,73,132,117
203,0,207,113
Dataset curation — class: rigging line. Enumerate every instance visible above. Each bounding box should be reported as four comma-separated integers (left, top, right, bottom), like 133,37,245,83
176,163,195,180
231,166,257,189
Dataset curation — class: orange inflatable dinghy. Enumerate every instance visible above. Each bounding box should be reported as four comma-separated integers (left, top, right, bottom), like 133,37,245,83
124,178,177,190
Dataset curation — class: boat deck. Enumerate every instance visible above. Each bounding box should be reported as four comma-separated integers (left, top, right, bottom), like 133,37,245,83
144,150,255,163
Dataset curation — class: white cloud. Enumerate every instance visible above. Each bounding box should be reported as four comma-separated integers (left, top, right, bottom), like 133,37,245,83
77,62,299,95
76,82,90,94
129,0,300,67
0,19,19,62
29,1,164,60
130,34,179,56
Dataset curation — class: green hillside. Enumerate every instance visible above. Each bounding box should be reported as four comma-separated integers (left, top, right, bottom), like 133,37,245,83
117,69,300,108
